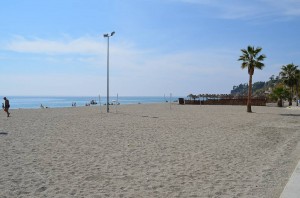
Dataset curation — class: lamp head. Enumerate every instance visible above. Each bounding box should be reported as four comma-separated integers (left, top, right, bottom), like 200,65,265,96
103,34,109,37
111,31,115,36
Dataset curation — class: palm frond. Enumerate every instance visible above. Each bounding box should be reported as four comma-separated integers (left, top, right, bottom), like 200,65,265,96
255,62,265,70
254,47,262,55
257,54,266,61
241,62,248,69
247,46,254,54
238,45,266,75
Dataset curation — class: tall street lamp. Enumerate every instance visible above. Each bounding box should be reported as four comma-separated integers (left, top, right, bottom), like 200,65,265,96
103,31,115,113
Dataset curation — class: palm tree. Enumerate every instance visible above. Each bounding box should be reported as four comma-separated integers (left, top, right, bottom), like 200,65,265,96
187,94,194,100
279,63,299,106
238,46,266,112
270,86,290,107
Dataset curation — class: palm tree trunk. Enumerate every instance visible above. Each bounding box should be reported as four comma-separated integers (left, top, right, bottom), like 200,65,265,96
289,87,293,106
247,74,253,112
297,81,299,106
278,98,283,107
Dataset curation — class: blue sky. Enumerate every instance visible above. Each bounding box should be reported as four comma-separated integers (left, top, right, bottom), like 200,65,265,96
1,0,300,96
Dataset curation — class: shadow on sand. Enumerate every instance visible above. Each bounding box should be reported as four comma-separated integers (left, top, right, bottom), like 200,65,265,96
280,114,300,117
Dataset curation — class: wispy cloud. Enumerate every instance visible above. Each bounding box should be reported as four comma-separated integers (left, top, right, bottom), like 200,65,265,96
175,0,300,19
1,35,251,95
4,35,147,69
263,0,300,16
5,35,143,56
5,36,234,74
6,36,105,55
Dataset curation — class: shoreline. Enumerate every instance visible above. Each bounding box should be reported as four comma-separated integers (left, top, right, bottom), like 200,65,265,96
9,102,170,110
1,104,300,197
6,95,179,110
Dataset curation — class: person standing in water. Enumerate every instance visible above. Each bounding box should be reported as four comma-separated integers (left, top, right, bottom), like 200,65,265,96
3,97,10,117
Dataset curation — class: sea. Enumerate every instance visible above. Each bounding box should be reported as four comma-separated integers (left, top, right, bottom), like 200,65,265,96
4,96,182,109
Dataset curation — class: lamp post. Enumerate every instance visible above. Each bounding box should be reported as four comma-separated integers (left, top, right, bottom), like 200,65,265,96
103,31,115,113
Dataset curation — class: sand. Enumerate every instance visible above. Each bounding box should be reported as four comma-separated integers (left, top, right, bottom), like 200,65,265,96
0,103,300,198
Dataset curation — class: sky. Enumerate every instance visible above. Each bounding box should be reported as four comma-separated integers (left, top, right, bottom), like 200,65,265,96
1,0,300,96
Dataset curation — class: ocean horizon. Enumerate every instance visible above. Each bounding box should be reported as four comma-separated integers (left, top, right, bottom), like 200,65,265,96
4,96,182,109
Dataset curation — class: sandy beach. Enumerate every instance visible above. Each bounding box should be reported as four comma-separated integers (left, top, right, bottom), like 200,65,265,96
1,103,300,197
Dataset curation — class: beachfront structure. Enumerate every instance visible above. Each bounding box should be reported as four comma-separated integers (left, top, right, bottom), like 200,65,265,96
180,94,267,106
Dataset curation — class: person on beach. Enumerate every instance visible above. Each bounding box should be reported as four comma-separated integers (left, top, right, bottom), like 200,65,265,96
3,97,10,117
